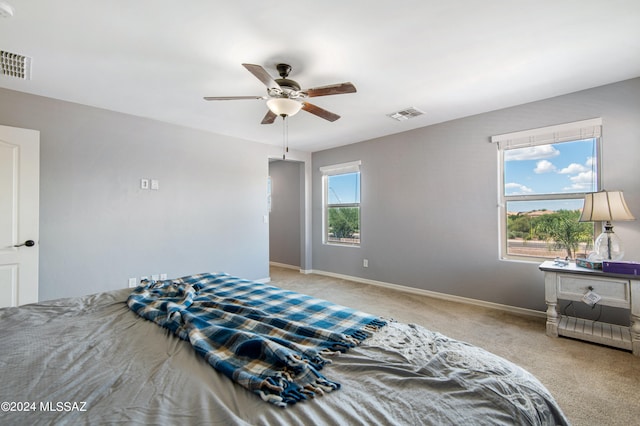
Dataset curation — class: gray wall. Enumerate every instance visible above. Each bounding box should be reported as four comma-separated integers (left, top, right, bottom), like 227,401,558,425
268,160,302,268
312,78,640,312
2,78,638,311
0,88,270,301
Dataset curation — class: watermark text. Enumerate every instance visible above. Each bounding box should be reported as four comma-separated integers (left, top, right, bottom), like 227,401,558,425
1,401,87,412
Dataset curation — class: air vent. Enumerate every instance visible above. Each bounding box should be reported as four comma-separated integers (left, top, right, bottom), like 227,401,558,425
1,50,32,80
387,107,425,121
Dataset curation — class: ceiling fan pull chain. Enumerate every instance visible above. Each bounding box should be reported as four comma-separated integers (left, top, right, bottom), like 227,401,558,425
285,116,289,154
282,115,286,160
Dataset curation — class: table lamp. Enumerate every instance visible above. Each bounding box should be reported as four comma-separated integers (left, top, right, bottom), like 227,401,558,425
579,190,635,260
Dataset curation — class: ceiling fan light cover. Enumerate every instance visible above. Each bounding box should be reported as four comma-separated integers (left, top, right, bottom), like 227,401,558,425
267,98,302,117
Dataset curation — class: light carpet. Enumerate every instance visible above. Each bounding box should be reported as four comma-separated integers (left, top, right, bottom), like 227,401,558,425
269,266,640,426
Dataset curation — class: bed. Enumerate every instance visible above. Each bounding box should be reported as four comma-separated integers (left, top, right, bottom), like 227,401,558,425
0,272,568,425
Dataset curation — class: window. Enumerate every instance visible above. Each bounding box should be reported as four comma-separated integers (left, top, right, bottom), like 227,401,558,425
321,161,361,246
493,119,602,260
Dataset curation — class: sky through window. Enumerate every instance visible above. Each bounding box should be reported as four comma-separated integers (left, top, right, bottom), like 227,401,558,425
504,138,597,212
328,172,360,204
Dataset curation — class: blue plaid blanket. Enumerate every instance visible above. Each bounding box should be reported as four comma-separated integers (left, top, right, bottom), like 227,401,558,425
127,273,386,407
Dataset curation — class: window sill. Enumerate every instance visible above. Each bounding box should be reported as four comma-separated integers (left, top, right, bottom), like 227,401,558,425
323,242,360,248
500,255,552,264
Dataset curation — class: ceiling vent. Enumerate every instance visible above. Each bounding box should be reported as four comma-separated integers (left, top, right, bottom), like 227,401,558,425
1,50,32,80
387,107,425,121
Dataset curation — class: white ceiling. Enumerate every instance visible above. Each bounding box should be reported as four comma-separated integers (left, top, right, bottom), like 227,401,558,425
1,1,639,152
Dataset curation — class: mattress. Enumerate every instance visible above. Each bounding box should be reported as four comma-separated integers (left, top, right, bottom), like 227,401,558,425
0,283,568,425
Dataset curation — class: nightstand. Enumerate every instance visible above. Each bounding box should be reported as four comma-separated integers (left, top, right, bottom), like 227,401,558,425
539,260,640,355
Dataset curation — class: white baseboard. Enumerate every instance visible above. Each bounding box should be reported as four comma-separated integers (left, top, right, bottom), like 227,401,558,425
308,269,546,319
269,261,311,275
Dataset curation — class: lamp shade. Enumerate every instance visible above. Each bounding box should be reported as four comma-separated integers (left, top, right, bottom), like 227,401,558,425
579,190,635,222
266,98,303,117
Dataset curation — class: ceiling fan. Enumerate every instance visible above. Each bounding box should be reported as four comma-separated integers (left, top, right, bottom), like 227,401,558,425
204,63,357,124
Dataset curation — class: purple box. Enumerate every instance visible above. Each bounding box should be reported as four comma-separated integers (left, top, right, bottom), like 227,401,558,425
602,261,640,276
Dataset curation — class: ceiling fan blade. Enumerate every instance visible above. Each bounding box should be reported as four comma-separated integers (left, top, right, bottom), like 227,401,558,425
304,82,357,98
302,102,341,122
261,109,278,124
203,96,266,101
242,63,281,89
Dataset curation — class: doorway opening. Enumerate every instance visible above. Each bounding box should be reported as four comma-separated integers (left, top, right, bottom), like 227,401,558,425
268,159,304,270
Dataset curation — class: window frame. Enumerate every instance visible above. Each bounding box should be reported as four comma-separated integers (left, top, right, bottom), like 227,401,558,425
493,119,602,262
320,160,361,247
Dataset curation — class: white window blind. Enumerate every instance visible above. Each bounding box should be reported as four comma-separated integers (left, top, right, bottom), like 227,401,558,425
491,118,602,150
320,160,361,176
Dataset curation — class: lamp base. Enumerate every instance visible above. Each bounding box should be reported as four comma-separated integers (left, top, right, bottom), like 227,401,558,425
592,222,625,261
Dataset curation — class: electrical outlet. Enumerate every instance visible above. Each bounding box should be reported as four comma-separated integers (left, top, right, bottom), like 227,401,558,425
160,273,167,280
128,277,137,288
363,259,369,268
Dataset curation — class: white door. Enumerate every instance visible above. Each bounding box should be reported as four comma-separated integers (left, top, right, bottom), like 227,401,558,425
0,125,39,307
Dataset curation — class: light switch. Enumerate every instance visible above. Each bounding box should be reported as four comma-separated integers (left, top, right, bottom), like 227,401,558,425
151,179,159,190
140,179,149,189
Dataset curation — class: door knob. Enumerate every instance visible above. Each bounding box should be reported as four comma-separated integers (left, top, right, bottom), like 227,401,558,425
14,240,35,247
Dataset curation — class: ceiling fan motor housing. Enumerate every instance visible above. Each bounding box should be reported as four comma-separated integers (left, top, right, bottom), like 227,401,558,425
274,63,300,94
275,78,301,92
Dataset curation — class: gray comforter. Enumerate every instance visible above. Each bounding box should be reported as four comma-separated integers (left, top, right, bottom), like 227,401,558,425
0,288,568,425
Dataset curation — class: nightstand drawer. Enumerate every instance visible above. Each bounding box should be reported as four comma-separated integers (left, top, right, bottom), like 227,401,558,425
557,275,630,308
